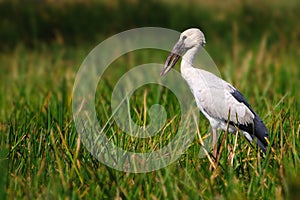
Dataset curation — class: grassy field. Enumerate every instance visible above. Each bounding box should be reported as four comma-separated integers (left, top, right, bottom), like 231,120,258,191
0,1,300,199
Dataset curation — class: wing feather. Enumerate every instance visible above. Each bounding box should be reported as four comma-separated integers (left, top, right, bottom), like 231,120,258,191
185,69,269,152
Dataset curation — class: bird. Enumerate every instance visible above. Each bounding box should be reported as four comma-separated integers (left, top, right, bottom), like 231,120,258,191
160,28,269,158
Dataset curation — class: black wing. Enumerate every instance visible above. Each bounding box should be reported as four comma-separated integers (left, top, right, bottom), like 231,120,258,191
230,88,269,153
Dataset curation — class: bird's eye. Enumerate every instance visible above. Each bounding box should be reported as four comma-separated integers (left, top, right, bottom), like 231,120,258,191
182,35,187,40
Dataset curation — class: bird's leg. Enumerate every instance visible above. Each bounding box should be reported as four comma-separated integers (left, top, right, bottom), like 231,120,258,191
209,128,218,171
212,128,218,161
227,144,234,166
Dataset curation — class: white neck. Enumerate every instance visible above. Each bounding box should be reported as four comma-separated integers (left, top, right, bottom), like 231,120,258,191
181,46,200,70
180,46,201,81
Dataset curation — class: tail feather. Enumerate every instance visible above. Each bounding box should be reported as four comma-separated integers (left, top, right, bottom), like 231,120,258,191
234,115,268,153
253,115,269,153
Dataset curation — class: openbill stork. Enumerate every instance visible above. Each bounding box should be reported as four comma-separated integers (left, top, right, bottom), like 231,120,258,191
160,28,268,157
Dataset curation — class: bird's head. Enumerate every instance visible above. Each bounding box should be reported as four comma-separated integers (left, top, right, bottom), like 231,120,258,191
160,28,206,76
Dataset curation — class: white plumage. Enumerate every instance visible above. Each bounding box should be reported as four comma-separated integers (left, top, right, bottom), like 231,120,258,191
160,28,268,155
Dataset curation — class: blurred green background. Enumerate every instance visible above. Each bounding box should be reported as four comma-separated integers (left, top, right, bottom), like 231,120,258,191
1,0,299,51
0,0,299,199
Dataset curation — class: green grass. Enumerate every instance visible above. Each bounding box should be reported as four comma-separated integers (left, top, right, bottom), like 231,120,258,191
1,2,300,200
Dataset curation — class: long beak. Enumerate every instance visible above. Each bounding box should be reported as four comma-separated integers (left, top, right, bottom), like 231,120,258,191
160,40,184,76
